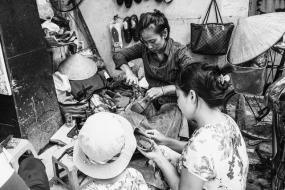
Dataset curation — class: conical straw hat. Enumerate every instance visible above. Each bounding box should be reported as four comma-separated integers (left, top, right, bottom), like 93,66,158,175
227,12,285,65
58,54,98,80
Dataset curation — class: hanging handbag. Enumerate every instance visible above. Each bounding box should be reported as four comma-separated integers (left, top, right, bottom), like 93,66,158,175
190,0,234,55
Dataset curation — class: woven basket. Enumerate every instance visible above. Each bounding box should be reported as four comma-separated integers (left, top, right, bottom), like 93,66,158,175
231,65,266,96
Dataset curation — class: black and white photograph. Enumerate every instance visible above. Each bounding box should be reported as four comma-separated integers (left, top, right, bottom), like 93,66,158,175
1,0,285,189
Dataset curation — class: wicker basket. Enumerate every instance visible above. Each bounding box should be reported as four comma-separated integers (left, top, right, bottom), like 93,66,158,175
231,65,266,96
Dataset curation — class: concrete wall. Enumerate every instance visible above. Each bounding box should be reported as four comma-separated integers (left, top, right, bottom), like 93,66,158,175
79,0,249,75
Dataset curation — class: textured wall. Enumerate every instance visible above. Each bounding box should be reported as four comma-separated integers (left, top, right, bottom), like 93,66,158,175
79,0,249,74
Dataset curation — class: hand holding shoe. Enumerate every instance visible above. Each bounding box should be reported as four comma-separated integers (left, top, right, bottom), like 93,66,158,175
145,129,168,145
137,139,164,163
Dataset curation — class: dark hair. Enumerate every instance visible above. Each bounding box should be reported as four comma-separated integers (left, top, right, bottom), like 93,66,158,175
178,62,234,108
137,9,170,40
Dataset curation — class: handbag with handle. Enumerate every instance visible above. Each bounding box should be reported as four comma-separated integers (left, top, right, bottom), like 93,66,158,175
190,0,234,55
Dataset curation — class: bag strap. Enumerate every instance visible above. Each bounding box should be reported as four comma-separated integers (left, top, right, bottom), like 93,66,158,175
202,0,223,24
213,0,223,23
202,0,214,24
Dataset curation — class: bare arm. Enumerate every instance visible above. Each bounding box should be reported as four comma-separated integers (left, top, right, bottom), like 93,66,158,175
139,143,204,190
179,168,204,190
164,137,187,154
155,160,204,190
145,130,187,153
161,85,176,95
155,156,180,190
112,43,144,85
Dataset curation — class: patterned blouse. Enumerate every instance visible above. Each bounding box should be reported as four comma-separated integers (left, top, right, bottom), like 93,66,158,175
177,114,249,190
82,168,149,190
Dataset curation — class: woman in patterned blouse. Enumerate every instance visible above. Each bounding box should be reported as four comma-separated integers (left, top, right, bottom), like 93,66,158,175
138,62,249,190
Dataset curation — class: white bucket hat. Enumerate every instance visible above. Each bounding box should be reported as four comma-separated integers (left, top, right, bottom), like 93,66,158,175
73,112,136,179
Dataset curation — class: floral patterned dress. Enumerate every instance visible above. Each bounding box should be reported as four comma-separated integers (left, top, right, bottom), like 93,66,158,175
82,168,149,190
177,114,249,190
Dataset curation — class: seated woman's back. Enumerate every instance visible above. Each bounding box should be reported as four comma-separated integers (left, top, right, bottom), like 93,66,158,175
177,113,248,190
82,168,149,190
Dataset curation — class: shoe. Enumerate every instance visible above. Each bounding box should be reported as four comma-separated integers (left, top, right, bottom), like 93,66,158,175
134,0,142,3
125,0,132,8
123,16,132,43
110,16,124,51
117,0,124,5
130,14,140,42
155,0,163,2
164,0,173,3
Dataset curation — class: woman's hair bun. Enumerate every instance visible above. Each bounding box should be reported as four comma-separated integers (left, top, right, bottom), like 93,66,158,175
178,62,234,108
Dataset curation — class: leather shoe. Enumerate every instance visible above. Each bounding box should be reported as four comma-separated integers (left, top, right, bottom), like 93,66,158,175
123,16,132,43
125,0,132,8
130,14,140,42
134,0,142,3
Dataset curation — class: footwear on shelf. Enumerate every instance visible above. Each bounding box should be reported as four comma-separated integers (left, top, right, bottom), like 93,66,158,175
123,16,132,43
125,0,133,8
130,14,140,42
109,16,123,52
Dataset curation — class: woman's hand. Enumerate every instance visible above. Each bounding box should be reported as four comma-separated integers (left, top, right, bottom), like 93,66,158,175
137,140,164,162
125,70,138,86
145,130,168,145
146,87,164,100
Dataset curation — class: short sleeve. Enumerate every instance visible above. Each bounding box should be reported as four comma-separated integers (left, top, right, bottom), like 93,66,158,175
179,128,217,181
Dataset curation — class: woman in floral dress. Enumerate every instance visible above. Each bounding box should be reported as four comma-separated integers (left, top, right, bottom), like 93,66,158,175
139,62,249,190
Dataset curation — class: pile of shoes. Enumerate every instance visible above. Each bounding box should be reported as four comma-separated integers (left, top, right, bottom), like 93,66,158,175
41,15,78,48
109,14,140,51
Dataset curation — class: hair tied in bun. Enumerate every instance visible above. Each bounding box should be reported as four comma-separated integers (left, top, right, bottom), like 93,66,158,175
217,74,230,85
216,74,231,90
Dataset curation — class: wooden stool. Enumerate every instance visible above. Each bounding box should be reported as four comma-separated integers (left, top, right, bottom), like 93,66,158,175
7,138,38,172
52,144,80,190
